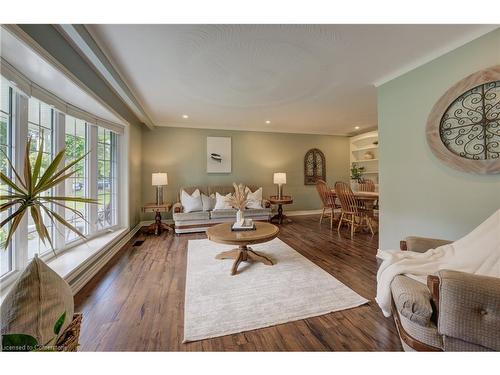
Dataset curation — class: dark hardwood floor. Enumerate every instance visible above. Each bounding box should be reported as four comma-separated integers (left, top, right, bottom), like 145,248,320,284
74,215,402,351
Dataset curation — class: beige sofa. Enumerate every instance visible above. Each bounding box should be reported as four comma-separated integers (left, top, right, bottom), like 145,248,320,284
391,236,500,351
172,185,272,234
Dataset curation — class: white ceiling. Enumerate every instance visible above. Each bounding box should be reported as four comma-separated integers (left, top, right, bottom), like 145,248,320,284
0,27,124,125
87,24,496,135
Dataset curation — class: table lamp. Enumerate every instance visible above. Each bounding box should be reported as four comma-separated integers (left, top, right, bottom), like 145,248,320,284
152,172,168,205
273,172,287,199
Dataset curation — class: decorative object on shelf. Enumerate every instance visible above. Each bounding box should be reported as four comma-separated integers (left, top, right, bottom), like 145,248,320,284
273,172,287,199
363,151,374,160
152,172,168,205
426,65,500,174
350,163,366,183
226,182,248,222
304,148,326,185
0,135,97,252
207,136,231,173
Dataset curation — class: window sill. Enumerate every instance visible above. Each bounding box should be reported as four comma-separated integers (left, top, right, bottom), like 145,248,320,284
0,227,128,303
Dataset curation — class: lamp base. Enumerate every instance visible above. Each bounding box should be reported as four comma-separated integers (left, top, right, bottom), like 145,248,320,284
277,184,283,200
156,186,164,205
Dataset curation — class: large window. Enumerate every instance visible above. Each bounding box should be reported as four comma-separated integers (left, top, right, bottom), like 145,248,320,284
65,116,88,243
97,127,117,230
27,97,55,258
0,80,14,277
0,74,123,285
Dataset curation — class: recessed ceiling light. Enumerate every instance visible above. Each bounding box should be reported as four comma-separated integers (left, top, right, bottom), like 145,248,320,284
182,114,189,119
354,126,360,130
265,120,271,124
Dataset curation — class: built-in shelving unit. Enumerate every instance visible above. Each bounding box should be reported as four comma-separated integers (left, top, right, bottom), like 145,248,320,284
349,130,379,191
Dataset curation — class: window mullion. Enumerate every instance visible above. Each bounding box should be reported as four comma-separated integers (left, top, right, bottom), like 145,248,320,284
88,125,98,235
14,93,28,271
53,111,66,250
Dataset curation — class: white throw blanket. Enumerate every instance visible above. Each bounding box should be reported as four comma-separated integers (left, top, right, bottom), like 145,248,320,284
376,209,500,317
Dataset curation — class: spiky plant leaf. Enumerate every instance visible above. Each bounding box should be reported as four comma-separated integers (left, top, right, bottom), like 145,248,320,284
0,134,97,250
0,148,27,191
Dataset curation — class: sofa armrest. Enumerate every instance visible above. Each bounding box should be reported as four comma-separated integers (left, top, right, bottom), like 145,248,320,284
400,236,452,253
172,202,183,214
391,275,434,327
437,270,500,351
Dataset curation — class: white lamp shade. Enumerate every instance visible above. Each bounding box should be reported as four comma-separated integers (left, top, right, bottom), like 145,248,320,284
273,172,287,184
152,172,168,186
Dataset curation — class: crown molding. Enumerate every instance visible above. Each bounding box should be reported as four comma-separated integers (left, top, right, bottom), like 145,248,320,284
55,24,155,129
2,24,130,128
373,25,499,87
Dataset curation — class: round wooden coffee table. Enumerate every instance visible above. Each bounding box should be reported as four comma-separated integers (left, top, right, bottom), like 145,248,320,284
206,222,279,276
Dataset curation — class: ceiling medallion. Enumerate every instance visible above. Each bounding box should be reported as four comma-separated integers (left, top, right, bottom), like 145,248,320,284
426,65,500,174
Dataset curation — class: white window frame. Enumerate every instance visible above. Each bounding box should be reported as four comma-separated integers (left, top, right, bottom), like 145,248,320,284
0,79,125,287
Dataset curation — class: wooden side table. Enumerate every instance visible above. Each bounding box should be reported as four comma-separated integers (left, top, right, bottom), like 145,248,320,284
142,203,173,236
269,195,293,225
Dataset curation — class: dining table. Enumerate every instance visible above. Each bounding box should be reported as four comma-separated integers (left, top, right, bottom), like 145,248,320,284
330,189,379,215
330,189,379,233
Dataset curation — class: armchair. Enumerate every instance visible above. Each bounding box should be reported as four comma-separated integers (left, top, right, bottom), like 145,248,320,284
391,236,500,351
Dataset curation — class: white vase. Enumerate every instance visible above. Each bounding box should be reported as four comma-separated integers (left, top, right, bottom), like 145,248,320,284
236,209,244,222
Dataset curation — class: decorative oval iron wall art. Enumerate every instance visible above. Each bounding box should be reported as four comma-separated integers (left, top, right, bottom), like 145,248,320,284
426,65,500,174
304,148,326,185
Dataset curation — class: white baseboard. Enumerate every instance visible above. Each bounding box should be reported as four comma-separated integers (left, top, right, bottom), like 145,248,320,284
286,209,323,216
69,223,142,295
138,219,174,226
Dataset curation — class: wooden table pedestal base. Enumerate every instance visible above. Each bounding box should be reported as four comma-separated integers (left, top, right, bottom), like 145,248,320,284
142,211,173,236
215,245,274,275
270,204,292,224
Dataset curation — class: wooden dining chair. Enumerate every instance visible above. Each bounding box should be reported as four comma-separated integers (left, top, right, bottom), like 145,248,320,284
358,179,378,210
334,181,374,239
315,180,339,229
358,179,375,192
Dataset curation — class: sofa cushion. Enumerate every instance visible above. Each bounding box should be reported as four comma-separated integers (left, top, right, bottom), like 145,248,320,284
0,256,74,346
173,210,210,222
209,208,270,219
391,275,434,327
245,187,263,209
243,208,271,217
214,192,233,210
180,189,202,213
209,208,237,219
201,193,215,211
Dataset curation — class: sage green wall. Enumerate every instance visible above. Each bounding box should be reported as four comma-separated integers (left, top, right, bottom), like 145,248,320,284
140,127,350,220
378,28,500,249
128,124,143,227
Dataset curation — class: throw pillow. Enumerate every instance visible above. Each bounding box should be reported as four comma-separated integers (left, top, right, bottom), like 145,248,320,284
180,189,203,213
214,192,233,210
201,193,216,211
246,187,263,209
0,256,74,346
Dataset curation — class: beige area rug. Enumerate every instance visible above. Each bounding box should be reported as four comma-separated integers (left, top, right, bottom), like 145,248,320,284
184,238,368,342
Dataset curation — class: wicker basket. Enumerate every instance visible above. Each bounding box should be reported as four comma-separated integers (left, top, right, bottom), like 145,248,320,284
55,313,82,352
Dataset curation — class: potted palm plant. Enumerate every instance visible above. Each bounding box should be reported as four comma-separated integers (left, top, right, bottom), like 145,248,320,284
1,135,97,251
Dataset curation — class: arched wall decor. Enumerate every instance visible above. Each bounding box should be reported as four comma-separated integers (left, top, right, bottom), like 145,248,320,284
304,148,326,185
426,65,500,174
